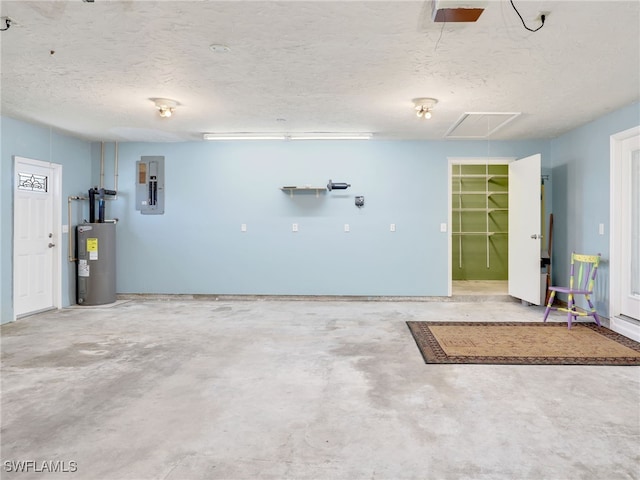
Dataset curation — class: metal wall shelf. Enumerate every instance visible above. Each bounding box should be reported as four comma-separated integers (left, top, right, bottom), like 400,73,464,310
280,186,327,198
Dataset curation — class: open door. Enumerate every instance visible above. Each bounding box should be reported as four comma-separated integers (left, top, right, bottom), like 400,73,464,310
508,154,542,304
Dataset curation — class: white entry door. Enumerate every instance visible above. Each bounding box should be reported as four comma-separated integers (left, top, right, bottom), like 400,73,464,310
508,154,542,304
619,134,640,319
13,157,58,317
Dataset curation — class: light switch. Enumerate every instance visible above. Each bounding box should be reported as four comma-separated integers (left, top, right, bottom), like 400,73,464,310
344,224,350,232
292,223,298,232
598,223,604,235
440,223,447,232
390,223,396,232
241,224,247,232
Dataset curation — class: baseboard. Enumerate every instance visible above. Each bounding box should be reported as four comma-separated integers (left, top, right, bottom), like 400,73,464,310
116,293,514,303
117,293,457,303
610,316,640,342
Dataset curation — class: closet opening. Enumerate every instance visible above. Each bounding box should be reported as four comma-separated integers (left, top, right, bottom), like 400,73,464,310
449,158,511,297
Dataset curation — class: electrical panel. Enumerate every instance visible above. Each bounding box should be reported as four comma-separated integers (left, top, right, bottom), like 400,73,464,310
136,156,165,215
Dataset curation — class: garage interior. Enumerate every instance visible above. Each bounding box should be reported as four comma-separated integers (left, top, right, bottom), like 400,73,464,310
1,1,639,479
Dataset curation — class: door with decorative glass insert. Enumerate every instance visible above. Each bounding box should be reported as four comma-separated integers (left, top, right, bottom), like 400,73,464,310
13,157,56,317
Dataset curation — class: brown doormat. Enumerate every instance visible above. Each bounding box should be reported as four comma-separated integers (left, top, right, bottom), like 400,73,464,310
406,322,640,365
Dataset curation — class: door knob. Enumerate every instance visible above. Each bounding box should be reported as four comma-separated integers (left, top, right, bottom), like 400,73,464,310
48,243,56,248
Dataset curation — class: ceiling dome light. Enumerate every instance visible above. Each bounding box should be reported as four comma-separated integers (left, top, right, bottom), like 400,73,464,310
158,106,172,118
413,97,438,120
209,44,231,53
151,98,178,118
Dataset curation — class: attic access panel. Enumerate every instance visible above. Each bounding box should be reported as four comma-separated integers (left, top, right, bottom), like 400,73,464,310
445,112,521,138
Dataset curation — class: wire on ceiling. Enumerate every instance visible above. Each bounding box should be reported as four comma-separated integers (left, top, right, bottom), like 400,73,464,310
510,0,546,32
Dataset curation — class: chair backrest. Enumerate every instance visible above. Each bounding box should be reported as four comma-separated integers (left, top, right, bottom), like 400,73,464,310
570,253,600,293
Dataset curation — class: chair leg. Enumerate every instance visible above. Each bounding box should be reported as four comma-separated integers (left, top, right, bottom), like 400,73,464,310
543,291,556,322
585,294,601,327
567,294,574,329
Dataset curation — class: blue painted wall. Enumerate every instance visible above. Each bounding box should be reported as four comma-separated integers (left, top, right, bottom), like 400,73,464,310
101,139,546,297
549,101,640,316
1,117,92,324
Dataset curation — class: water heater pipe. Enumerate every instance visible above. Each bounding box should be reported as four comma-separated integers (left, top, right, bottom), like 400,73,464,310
67,195,86,262
99,141,119,197
88,188,96,223
114,142,119,195
99,141,105,189
98,188,116,222
89,187,117,223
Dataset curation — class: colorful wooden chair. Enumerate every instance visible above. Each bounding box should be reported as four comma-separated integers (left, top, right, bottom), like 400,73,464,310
543,253,601,329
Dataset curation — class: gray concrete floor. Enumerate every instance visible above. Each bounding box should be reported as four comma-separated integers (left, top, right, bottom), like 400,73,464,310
1,298,638,480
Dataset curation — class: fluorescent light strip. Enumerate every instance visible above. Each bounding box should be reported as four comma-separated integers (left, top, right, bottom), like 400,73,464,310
203,133,372,141
289,133,372,140
203,133,286,140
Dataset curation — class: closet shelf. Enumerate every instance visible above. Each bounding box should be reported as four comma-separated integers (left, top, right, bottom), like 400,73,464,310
452,174,508,180
452,191,509,195
452,231,508,236
452,208,508,212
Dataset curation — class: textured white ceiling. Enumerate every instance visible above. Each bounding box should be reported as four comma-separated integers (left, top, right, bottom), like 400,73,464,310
1,0,638,142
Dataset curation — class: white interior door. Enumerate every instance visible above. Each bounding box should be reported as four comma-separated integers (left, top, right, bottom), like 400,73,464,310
619,135,640,319
13,157,56,317
508,154,542,304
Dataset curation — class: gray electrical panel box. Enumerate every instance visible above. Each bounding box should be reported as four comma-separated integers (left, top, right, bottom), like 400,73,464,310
77,223,116,305
136,156,165,214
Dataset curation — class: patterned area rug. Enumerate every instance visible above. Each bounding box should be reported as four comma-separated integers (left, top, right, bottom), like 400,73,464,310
406,322,640,365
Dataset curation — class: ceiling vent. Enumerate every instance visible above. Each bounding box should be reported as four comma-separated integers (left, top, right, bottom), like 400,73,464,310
445,112,521,138
431,0,486,22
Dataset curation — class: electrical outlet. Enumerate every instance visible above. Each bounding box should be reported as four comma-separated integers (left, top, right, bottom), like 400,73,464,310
292,223,298,232
344,224,350,232
241,224,247,232
390,223,396,232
